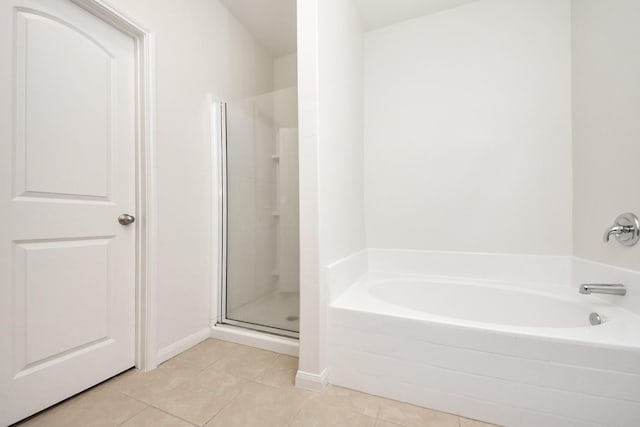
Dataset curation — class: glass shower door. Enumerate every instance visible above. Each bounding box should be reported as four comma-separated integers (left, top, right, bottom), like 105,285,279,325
220,88,299,336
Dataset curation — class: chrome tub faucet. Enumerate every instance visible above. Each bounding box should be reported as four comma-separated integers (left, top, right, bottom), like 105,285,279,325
579,284,626,296
603,213,639,246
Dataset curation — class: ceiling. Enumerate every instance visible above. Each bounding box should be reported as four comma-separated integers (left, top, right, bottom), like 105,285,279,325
220,0,297,57
354,0,481,31
219,0,480,57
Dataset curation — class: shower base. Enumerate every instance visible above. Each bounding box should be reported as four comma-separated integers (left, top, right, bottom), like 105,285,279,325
227,291,300,333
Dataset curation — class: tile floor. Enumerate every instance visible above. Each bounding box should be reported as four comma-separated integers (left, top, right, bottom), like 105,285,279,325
16,339,499,427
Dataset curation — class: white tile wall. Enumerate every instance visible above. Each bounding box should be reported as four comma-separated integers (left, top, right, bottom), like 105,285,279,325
368,249,572,287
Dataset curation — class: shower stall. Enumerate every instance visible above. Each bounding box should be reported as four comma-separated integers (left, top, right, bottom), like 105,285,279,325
216,88,299,337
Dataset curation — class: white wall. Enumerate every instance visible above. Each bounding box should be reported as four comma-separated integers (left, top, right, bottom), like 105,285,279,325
273,53,299,130
274,52,297,90
297,0,365,387
363,0,573,255
572,0,640,272
317,0,366,265
277,128,300,293
106,0,274,364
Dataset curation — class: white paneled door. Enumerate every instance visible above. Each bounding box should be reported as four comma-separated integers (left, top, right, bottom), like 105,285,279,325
0,0,137,424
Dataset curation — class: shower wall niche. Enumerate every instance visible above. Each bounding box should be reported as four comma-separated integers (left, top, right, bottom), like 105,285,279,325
222,87,299,336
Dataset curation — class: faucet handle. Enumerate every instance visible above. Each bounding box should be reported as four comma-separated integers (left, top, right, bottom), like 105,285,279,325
603,213,639,246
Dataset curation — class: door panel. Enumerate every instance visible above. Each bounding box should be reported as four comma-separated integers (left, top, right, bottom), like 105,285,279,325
16,238,111,366
0,1,136,424
17,9,113,199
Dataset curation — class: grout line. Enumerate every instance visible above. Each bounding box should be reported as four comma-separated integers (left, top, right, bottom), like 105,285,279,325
373,399,381,419
247,378,283,390
125,400,198,426
114,405,147,426
109,389,187,424
248,353,281,381
143,399,207,426
200,389,242,427
285,395,313,427
113,397,148,426
172,343,233,373
286,395,313,427
148,405,200,426
113,360,240,426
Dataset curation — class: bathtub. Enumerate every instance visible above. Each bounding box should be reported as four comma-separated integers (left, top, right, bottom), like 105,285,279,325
328,269,640,427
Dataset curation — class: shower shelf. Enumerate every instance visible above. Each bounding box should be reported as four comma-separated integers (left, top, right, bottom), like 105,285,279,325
271,154,280,160
271,210,280,217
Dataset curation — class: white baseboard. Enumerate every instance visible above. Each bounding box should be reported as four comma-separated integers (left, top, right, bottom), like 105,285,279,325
295,368,328,392
210,324,298,357
156,328,210,365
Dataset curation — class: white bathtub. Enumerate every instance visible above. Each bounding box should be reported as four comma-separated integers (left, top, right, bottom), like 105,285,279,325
365,276,640,340
328,268,640,427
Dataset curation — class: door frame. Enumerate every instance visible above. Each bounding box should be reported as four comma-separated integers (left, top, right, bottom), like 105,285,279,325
70,0,157,371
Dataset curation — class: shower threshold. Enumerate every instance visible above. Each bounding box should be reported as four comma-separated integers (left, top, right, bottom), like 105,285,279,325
211,323,299,356
221,318,299,339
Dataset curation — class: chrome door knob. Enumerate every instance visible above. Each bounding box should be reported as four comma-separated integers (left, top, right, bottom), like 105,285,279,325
118,214,135,225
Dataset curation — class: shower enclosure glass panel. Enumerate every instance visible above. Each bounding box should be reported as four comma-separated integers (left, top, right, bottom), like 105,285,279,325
221,88,299,336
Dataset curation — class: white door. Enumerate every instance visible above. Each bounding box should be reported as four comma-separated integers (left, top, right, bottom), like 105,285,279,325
0,0,137,424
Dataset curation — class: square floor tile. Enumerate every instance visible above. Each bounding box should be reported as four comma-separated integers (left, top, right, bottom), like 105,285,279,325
207,343,279,380
107,358,203,404
290,398,377,427
120,407,193,427
205,381,311,426
377,398,459,427
146,369,248,426
18,387,146,427
175,339,240,370
254,354,298,387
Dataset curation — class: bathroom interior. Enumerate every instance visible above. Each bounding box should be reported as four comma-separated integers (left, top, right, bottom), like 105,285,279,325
0,0,639,426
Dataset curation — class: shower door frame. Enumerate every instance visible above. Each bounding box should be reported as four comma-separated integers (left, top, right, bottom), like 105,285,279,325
215,100,299,339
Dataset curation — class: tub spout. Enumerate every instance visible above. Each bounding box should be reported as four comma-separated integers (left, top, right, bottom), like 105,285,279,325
579,284,626,296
